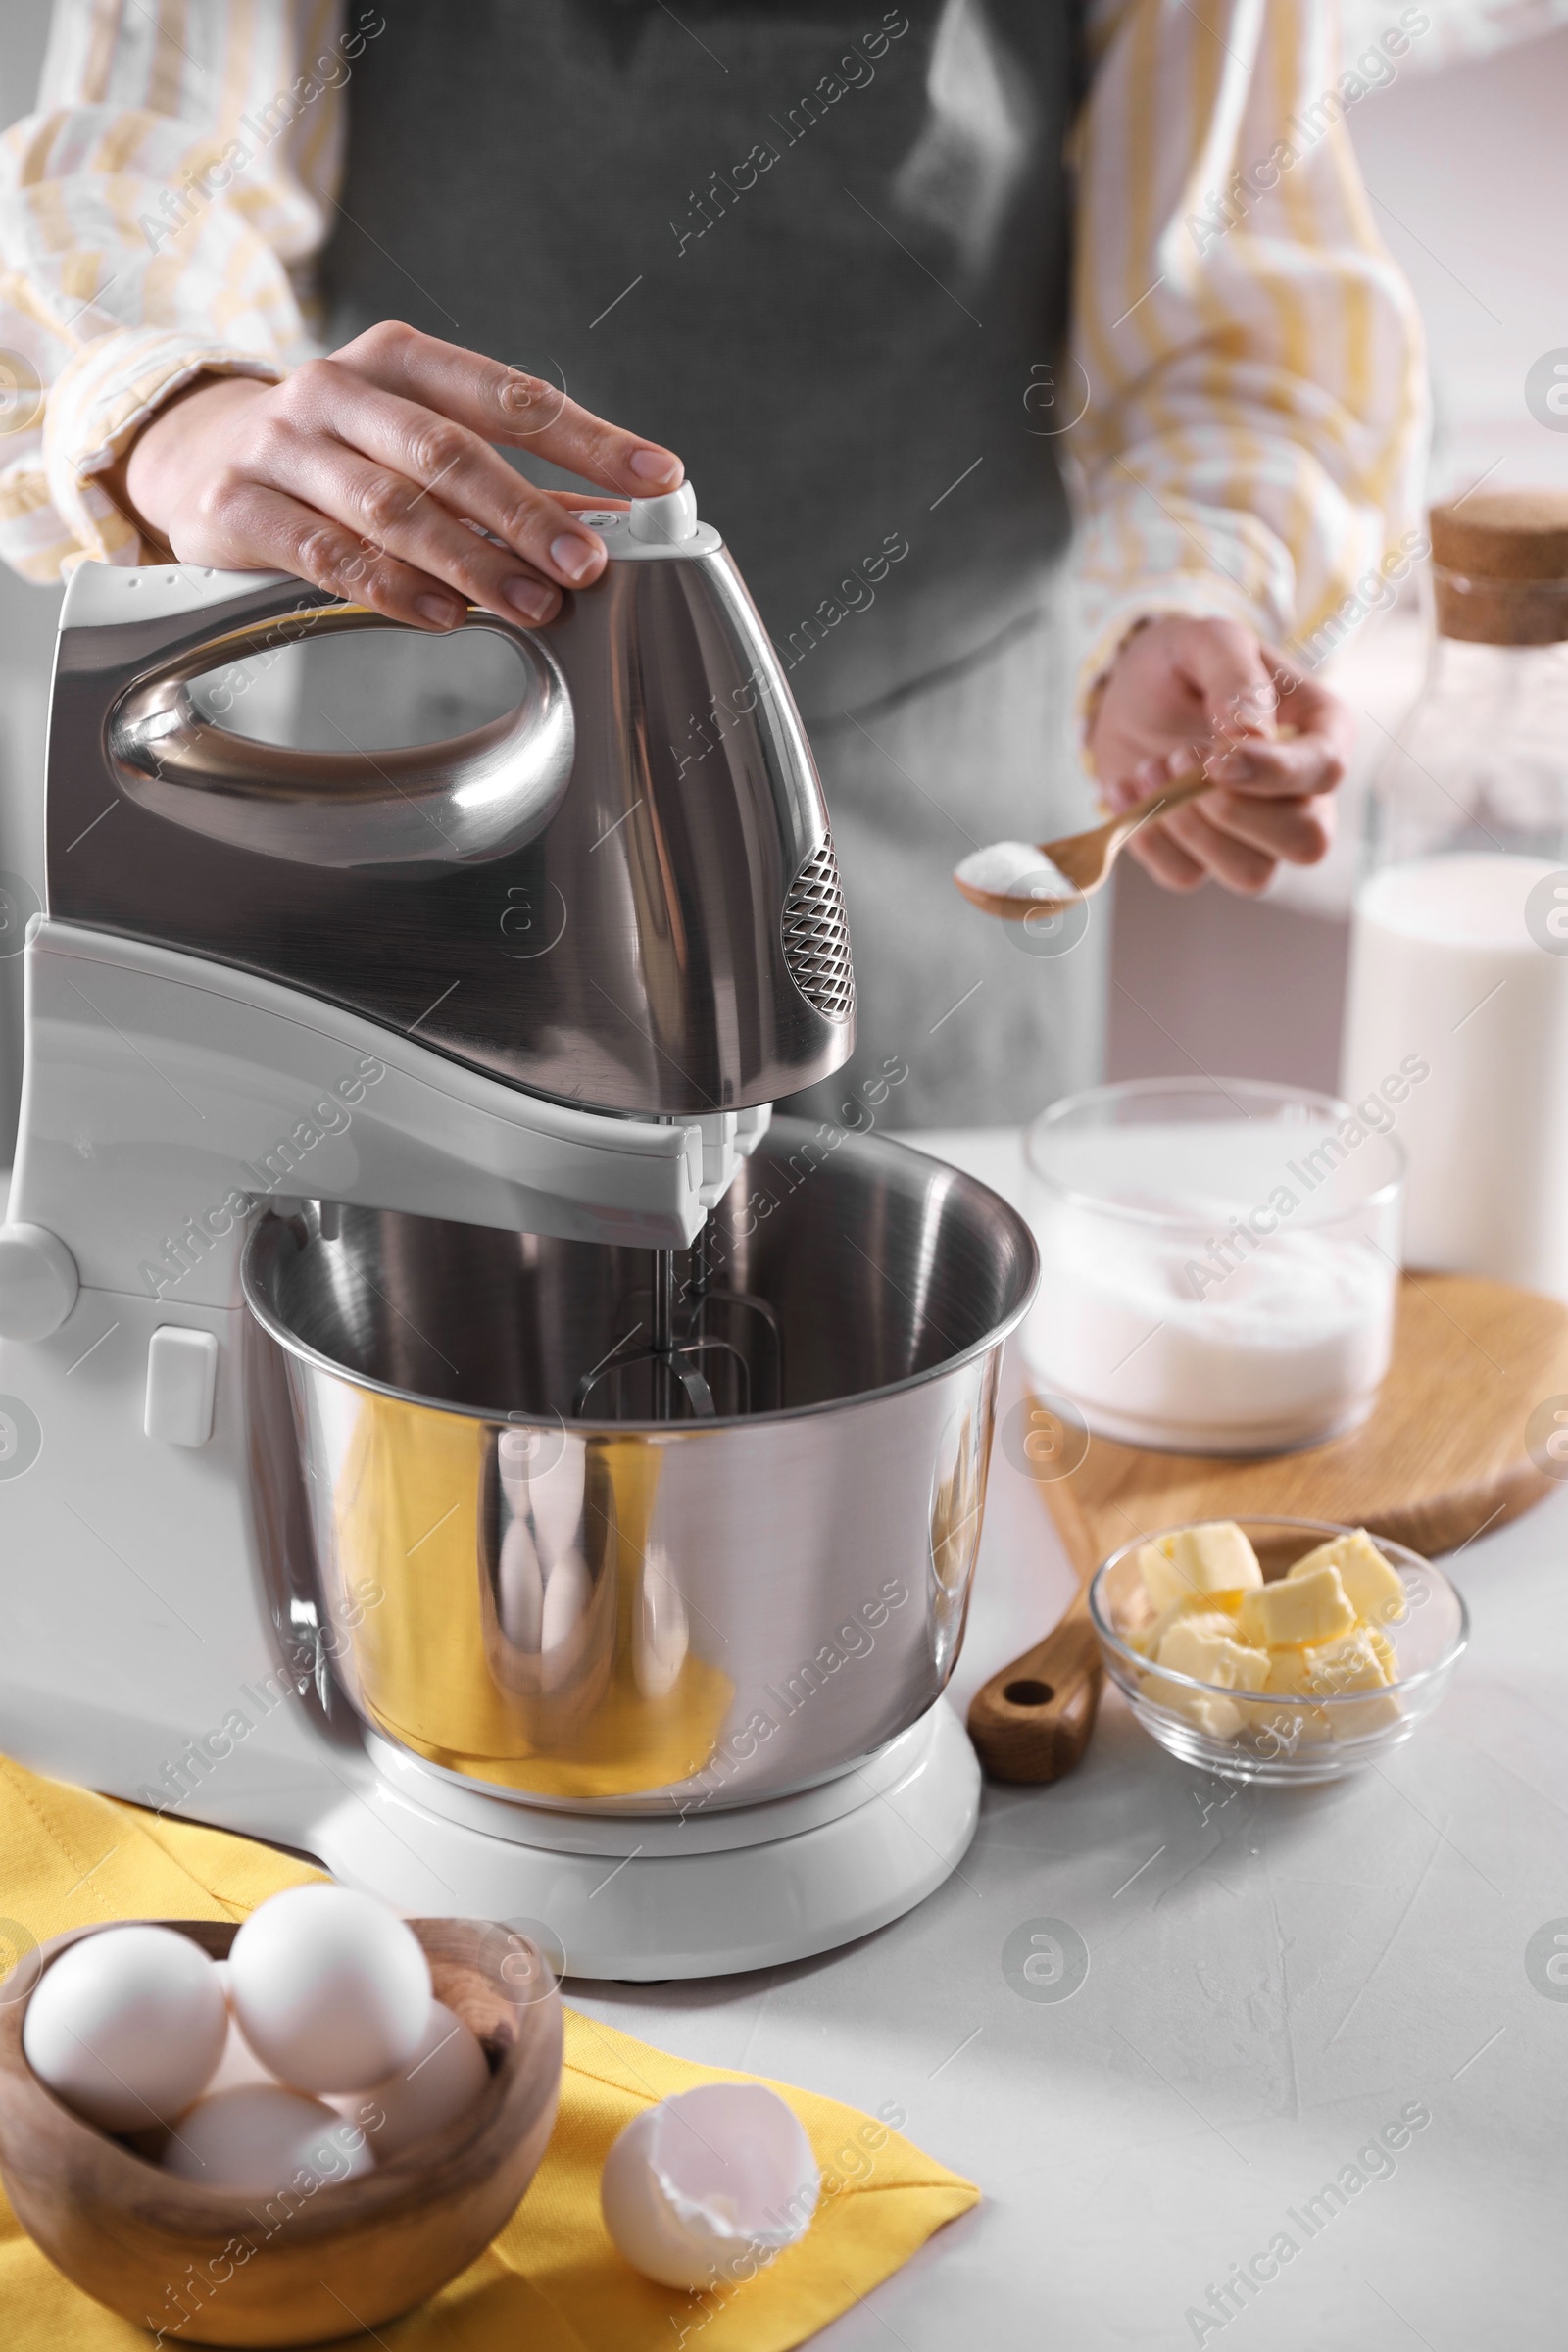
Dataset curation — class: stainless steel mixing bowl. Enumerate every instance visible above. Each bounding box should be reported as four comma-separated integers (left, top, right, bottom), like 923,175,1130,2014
242,1120,1036,1812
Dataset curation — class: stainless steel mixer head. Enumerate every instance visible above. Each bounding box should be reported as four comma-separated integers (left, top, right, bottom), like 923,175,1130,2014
47,495,856,1119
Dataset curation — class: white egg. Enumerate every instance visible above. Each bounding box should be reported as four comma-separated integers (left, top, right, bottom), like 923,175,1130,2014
23,1924,227,2132
202,2008,279,2099
162,2083,375,2194
600,2083,819,2290
227,1885,430,2093
327,1999,489,2160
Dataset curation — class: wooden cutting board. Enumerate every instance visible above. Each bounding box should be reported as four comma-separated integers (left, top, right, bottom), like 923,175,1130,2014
967,1272,1568,1783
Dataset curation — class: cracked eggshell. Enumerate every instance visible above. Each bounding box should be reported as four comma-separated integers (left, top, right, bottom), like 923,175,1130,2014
600,2083,819,2290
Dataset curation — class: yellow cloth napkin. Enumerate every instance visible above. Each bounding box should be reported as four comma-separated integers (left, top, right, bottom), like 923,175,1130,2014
0,1756,978,2349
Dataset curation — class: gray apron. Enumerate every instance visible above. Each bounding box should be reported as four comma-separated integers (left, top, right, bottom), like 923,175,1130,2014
319,0,1102,1124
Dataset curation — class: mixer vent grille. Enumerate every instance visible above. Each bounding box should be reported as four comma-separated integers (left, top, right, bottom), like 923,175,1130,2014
781,836,855,1024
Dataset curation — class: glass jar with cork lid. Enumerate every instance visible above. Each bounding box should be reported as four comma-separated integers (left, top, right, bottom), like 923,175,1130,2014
1340,490,1568,1298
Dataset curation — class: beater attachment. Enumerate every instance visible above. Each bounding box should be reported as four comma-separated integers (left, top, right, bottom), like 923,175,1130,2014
573,1231,781,1421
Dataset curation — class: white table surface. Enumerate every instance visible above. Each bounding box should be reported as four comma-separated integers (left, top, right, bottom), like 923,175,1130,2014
571,1127,1568,2349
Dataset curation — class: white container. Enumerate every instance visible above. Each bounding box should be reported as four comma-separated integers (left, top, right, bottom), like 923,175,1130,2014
1023,1080,1403,1455
1342,854,1568,1297
1340,491,1568,1297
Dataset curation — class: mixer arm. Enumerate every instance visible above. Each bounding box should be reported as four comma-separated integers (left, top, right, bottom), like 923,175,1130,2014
0,921,746,1332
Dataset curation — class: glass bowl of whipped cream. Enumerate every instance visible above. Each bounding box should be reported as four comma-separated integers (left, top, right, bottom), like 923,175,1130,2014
1022,1077,1405,1456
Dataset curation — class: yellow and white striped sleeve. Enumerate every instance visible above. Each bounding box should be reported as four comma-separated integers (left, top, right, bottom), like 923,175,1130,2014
1069,0,1429,708
0,0,363,581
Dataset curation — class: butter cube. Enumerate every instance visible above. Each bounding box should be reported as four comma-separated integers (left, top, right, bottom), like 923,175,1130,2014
1288,1529,1406,1629
1143,1610,1269,1743
1156,1615,1271,1692
1262,1646,1322,1696
1129,1591,1242,1658
1367,1625,1397,1679
1139,1522,1262,1613
1141,1676,1245,1740
1237,1565,1356,1650
1309,1629,1390,1692
1245,1697,1333,1746
1257,1627,1398,1738
1309,1629,1402,1737
1189,1693,1245,1740
1263,1628,1385,1697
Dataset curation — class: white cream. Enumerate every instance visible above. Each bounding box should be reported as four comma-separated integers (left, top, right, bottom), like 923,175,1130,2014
956,840,1076,900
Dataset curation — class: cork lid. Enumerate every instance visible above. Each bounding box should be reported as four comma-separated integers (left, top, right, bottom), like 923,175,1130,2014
1428,489,1568,644
1429,489,1568,580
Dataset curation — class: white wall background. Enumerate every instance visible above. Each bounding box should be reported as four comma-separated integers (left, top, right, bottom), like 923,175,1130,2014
1371,31,1568,505
1,2,1564,1142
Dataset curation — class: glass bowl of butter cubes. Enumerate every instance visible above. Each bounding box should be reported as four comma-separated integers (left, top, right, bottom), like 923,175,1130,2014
1089,1517,1467,1783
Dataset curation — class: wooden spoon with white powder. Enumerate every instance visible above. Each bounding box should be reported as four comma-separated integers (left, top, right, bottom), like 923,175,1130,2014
953,766,1215,923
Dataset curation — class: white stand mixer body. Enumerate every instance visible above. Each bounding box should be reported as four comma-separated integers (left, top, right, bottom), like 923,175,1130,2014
0,553,986,1977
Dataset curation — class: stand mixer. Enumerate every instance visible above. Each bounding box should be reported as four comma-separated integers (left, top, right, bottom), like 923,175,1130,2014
0,486,1035,1979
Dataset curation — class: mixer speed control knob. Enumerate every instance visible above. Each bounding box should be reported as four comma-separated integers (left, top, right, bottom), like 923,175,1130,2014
0,1224,80,1343
628,483,699,544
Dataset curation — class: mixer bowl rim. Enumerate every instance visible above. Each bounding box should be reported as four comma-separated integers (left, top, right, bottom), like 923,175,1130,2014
238,1127,1040,1433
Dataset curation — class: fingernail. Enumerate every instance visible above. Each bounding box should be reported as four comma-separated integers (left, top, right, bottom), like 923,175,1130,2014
415,594,461,628
1215,751,1256,783
549,533,601,583
504,577,558,622
630,448,682,483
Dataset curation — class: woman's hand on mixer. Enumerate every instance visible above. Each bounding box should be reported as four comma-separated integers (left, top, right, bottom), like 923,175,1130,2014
1087,616,1354,894
117,323,685,631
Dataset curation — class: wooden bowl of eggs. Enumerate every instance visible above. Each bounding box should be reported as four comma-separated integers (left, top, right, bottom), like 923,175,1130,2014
0,1887,562,2346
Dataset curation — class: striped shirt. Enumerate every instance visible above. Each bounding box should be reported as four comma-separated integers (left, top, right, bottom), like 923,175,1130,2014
0,0,1427,695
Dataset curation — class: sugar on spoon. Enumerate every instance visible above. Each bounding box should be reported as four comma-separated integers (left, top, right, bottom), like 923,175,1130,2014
953,730,1296,923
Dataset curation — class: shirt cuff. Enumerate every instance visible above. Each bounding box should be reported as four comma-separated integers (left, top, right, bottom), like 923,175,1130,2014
43,328,283,566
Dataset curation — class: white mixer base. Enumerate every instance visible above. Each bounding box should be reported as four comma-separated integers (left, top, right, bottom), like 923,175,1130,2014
306,1702,981,1981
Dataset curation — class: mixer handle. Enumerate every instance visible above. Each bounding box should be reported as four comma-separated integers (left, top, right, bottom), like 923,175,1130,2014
104,597,576,870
